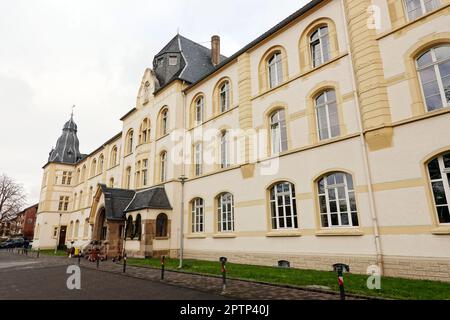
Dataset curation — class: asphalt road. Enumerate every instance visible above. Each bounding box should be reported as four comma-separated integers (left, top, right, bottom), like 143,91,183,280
0,251,227,300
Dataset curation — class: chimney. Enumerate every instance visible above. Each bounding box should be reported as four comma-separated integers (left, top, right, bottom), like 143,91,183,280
211,35,220,66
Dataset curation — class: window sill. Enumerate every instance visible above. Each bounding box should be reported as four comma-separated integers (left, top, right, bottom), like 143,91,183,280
187,234,207,239
265,231,301,238
315,228,364,237
431,226,450,235
212,233,236,239
154,237,170,241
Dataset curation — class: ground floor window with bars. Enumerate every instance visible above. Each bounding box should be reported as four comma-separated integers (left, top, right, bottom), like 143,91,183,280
217,193,234,232
269,182,298,230
318,172,359,228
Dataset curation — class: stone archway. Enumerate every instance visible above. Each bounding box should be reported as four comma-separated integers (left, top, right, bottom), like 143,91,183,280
93,207,107,241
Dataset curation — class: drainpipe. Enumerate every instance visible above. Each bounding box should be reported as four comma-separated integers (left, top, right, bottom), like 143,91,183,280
340,0,384,273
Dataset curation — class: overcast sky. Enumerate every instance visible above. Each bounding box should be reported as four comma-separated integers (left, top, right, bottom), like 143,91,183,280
0,0,308,207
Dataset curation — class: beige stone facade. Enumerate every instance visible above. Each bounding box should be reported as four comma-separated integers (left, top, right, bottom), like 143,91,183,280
34,0,450,282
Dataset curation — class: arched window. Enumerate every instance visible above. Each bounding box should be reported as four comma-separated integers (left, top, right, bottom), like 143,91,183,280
217,193,234,232
125,167,131,189
98,154,104,174
69,221,74,240
318,172,358,228
156,213,168,237
194,143,203,176
110,146,118,168
83,219,89,238
427,152,450,224
219,81,230,112
159,108,169,136
405,0,440,21
81,165,86,181
160,151,167,182
125,216,133,239
220,131,230,169
139,118,151,144
90,159,97,177
416,45,450,112
126,130,134,154
109,177,114,188
134,214,142,240
268,52,283,88
195,96,204,125
191,198,204,233
73,193,78,210
310,26,330,68
315,89,340,140
270,109,288,155
74,220,79,240
79,190,83,209
269,182,298,230
76,169,81,184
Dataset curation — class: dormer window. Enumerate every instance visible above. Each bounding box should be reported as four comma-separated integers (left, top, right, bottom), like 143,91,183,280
157,57,164,67
169,56,178,66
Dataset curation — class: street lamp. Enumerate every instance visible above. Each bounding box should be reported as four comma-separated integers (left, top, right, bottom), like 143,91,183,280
54,213,62,254
178,175,188,269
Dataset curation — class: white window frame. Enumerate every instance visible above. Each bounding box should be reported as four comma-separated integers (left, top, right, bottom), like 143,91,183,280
220,82,230,112
270,110,288,155
161,110,169,135
318,173,358,228
404,0,440,21
268,52,283,88
269,182,298,230
427,153,450,224
310,26,330,68
195,97,204,125
315,90,340,140
160,152,167,182
416,46,450,112
194,143,203,176
218,193,234,232
191,198,204,233
220,131,230,169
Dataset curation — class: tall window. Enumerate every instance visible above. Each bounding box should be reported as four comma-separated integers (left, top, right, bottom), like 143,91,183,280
269,182,298,230
75,169,80,185
217,193,234,232
220,81,230,112
195,96,204,125
109,177,114,188
126,130,134,154
58,196,69,212
135,160,141,188
160,152,167,182
310,26,330,68
139,118,151,144
125,167,131,189
110,146,118,167
416,45,450,112
73,193,78,210
161,109,169,136
79,191,83,209
268,52,283,88
62,171,72,185
90,159,97,177
126,216,133,239
191,198,204,233
404,0,440,21
98,154,104,174
142,159,148,187
74,220,79,240
134,214,142,240
270,110,288,155
156,213,168,237
427,152,450,224
220,131,230,169
315,89,340,140
318,172,359,228
83,219,89,238
194,143,203,176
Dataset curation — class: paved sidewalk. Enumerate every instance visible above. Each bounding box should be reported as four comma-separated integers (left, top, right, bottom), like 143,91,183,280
1,250,363,300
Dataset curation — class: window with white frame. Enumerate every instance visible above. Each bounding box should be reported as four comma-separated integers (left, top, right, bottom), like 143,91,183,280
220,131,230,169
161,109,169,135
194,143,203,176
268,52,283,88
126,130,134,154
416,45,450,112
160,152,167,182
191,198,204,233
315,89,340,140
270,109,288,155
217,193,234,232
427,152,450,224
220,81,230,112
318,172,359,228
404,0,440,21
110,146,118,167
269,182,298,230
125,167,131,189
310,26,330,68
195,96,204,125
142,159,148,186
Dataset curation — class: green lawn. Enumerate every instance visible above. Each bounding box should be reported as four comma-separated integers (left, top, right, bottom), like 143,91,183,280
127,257,450,300
34,249,68,257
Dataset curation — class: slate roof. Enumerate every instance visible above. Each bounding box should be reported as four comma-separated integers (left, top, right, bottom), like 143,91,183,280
124,186,172,213
48,115,83,164
100,185,136,221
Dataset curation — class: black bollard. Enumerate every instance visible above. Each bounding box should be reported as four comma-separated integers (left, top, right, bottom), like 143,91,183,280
161,256,165,280
333,263,350,300
96,257,100,269
78,254,81,266
37,249,40,258
123,254,127,273
220,257,227,293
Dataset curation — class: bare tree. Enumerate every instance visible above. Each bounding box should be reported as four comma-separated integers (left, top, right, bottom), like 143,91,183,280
0,174,26,222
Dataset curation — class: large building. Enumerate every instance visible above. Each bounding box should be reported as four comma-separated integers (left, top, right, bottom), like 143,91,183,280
33,0,450,282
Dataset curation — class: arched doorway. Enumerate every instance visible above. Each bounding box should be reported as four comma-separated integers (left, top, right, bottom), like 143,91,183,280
96,207,108,241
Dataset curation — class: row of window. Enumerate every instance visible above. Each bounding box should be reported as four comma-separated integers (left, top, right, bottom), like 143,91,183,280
125,213,168,240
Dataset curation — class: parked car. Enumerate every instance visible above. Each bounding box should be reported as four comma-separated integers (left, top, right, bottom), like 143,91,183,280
0,239,13,249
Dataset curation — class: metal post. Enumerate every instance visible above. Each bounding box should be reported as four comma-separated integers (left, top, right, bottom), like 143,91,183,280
37,248,40,258
220,257,227,293
333,264,349,301
123,253,127,273
178,175,188,269
55,213,62,254
161,256,165,280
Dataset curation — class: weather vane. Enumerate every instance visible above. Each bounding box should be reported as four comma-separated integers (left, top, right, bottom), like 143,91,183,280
71,105,75,117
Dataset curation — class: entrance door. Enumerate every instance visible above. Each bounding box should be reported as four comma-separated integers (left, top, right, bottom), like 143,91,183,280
58,226,67,249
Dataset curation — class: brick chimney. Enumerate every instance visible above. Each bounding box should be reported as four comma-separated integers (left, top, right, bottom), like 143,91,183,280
211,35,220,66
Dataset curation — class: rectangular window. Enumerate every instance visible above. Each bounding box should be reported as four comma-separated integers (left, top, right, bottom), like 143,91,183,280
169,55,178,66
405,0,440,21
195,144,203,176
142,159,148,186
